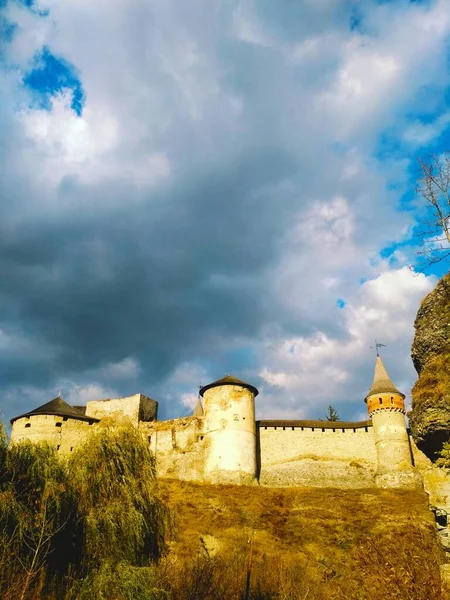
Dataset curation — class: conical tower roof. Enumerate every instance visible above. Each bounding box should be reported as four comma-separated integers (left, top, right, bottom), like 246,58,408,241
11,396,99,424
365,355,405,401
193,397,204,417
199,374,259,397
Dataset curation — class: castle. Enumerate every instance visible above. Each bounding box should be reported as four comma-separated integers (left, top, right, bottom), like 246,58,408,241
8,355,446,496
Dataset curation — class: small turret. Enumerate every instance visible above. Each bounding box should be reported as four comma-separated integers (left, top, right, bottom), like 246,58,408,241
193,397,204,417
200,375,258,484
366,355,421,489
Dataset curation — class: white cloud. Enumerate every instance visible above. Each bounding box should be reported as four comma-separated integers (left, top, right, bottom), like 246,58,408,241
100,357,140,380
256,267,436,419
231,6,273,47
61,382,118,406
180,392,199,410
19,90,171,190
403,111,450,147
318,0,450,140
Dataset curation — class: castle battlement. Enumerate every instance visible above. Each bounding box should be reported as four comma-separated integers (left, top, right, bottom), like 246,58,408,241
10,356,430,491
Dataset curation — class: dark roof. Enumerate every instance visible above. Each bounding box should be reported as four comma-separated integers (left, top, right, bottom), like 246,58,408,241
365,355,404,401
11,397,99,424
257,420,372,430
199,375,259,397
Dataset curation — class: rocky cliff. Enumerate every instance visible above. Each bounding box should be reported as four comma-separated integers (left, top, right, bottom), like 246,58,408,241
410,273,450,458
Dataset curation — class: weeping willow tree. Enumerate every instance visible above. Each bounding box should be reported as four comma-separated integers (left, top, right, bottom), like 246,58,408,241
68,422,168,569
0,420,169,600
65,422,169,598
0,440,75,600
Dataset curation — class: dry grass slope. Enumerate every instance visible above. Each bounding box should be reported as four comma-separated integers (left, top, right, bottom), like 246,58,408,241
157,480,446,600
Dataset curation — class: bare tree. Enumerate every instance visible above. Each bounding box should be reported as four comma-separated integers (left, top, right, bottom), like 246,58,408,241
18,492,69,600
416,154,450,268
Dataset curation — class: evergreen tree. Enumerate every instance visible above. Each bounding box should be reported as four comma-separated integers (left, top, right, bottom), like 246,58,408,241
326,405,340,421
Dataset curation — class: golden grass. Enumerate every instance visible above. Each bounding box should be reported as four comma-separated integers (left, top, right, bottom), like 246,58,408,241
412,353,450,406
157,479,446,600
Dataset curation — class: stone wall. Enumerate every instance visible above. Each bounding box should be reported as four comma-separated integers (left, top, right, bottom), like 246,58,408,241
258,423,378,488
140,416,206,482
10,414,95,454
86,394,157,423
410,440,450,558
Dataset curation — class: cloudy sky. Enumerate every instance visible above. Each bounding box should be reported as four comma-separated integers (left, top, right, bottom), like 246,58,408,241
1,0,449,426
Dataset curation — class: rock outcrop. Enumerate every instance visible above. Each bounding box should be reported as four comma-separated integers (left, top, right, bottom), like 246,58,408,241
409,273,450,458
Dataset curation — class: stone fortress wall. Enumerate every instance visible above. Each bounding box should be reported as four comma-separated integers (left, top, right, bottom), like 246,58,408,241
10,412,97,455
9,360,441,494
258,421,378,488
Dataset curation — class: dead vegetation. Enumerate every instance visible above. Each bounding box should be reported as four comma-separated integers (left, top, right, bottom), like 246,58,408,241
156,479,446,600
0,421,447,599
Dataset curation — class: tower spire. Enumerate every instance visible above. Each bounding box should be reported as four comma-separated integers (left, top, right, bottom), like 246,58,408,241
364,352,421,489
193,397,204,417
365,355,404,401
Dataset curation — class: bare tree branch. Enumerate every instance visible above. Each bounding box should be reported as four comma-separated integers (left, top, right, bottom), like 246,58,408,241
415,153,450,269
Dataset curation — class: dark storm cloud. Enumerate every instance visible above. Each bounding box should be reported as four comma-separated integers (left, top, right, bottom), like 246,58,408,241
0,0,446,424
0,140,300,393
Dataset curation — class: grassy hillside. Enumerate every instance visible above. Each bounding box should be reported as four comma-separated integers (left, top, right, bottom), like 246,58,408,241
0,423,446,599
157,480,446,600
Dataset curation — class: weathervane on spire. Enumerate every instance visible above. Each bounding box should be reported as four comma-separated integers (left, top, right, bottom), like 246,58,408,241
371,340,386,356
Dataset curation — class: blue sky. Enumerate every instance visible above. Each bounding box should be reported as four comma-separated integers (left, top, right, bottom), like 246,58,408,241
0,0,450,425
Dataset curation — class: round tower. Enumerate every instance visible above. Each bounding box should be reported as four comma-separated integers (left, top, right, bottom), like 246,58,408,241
200,375,258,485
366,355,421,489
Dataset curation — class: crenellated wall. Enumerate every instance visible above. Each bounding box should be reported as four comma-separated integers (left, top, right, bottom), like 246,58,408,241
258,421,378,488
9,392,431,492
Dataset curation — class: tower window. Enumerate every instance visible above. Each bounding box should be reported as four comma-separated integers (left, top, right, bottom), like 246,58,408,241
391,398,394,405
25,423,31,428
57,445,60,451
55,422,62,427
379,398,383,405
